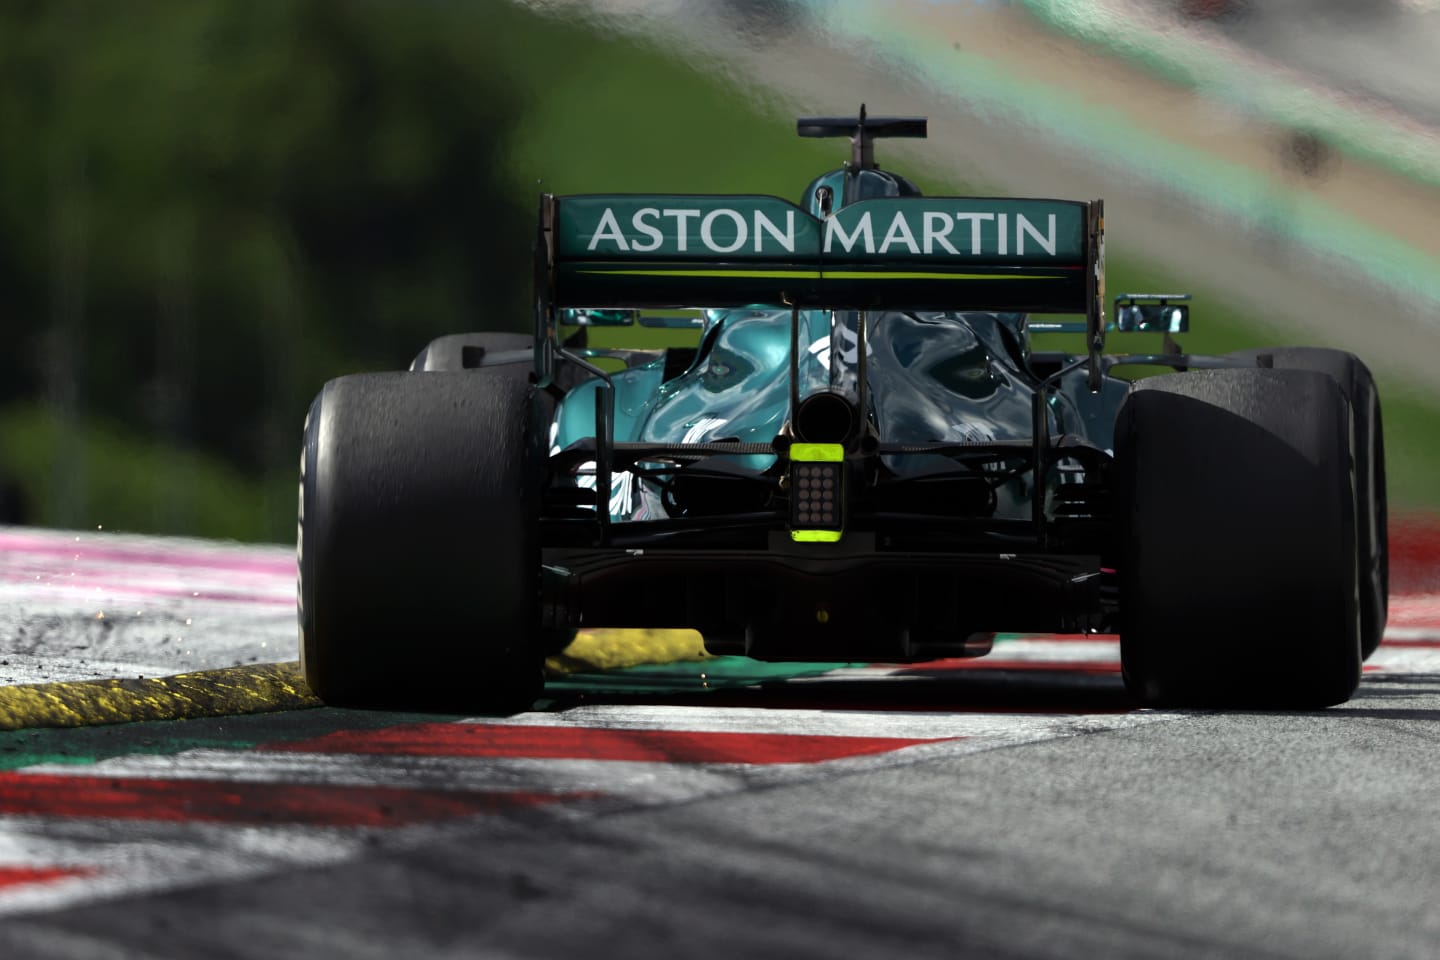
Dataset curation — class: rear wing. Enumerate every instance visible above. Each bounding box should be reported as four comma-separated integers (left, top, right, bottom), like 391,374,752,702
537,193,1103,315
532,189,1109,536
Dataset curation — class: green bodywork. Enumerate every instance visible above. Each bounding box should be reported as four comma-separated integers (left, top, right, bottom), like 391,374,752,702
545,170,1121,525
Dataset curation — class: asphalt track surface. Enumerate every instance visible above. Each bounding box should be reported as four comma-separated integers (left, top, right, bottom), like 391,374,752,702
5,6,1437,955
1,526,1439,958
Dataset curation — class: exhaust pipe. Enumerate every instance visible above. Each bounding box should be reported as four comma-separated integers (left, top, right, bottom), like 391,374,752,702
794,390,858,445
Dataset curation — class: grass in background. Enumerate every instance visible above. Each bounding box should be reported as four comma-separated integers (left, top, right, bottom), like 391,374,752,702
3,0,1436,542
0,406,275,541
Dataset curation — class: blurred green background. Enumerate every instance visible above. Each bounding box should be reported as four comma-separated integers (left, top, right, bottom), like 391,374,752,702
1,1,1436,542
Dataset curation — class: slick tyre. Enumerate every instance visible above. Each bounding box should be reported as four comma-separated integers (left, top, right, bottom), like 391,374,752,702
299,371,547,713
1228,347,1387,658
1116,368,1362,708
408,331,580,654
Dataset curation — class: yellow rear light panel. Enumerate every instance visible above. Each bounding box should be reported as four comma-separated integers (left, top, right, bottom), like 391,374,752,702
789,443,844,542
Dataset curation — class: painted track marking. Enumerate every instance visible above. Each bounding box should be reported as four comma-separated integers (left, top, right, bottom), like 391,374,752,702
0,699,1173,916
0,524,1438,918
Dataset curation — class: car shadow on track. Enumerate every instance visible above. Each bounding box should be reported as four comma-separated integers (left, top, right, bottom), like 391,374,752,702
1299,706,1440,721
1356,673,1440,695
541,666,1136,715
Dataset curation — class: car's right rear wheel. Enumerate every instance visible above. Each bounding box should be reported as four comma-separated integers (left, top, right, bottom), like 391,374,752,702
1227,347,1387,658
1116,367,1361,708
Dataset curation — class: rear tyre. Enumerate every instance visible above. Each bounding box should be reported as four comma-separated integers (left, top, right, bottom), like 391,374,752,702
299,371,547,713
1116,368,1361,708
408,331,581,655
1228,347,1387,658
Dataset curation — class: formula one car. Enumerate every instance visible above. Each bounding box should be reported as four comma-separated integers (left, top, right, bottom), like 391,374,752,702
299,110,1386,712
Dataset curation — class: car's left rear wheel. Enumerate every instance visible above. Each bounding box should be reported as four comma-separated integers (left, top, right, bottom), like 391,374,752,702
299,370,547,713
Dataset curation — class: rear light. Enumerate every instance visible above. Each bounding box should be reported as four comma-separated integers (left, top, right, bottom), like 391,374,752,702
789,443,844,543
